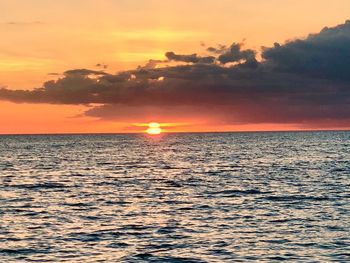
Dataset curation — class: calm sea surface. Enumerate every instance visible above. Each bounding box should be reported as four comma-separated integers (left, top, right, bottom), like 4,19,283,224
0,132,349,262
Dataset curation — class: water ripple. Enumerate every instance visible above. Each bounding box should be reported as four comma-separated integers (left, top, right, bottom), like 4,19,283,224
0,131,349,262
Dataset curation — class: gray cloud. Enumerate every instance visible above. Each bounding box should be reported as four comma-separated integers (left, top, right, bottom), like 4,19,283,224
63,69,108,76
207,44,227,54
262,20,350,80
141,59,166,69
96,63,108,69
217,43,257,65
165,51,215,64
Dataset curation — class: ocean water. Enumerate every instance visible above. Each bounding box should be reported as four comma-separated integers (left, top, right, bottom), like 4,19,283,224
0,131,349,262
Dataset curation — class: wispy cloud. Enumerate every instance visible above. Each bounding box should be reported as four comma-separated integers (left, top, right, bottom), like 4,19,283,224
2,21,44,26
112,29,210,41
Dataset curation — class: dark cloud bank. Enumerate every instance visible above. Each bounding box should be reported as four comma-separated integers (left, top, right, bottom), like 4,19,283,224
1,20,350,128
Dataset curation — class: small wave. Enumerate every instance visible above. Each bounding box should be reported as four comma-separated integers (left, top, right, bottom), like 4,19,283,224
104,200,132,205
0,248,49,255
156,226,177,234
122,224,153,231
106,242,129,248
65,232,105,242
130,253,208,263
12,182,67,190
331,167,349,172
264,195,331,202
164,180,183,187
209,189,265,197
268,218,295,223
267,256,290,261
62,202,92,207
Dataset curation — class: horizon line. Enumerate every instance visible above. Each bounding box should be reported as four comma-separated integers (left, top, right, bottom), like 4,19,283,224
1,128,349,136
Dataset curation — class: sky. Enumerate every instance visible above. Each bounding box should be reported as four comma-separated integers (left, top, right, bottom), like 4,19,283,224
0,0,350,134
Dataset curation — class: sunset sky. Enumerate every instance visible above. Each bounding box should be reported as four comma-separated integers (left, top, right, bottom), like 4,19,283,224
1,0,350,133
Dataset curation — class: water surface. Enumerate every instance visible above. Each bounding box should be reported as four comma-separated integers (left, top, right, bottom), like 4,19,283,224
0,132,349,262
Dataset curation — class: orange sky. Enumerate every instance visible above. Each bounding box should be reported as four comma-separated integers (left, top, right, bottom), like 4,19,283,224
1,0,350,134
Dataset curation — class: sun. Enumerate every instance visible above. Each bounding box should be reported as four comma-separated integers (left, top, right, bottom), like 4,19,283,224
146,122,162,135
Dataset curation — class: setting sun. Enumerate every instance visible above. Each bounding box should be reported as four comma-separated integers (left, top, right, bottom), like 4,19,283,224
146,122,162,135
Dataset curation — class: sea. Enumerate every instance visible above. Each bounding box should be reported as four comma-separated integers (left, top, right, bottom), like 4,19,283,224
0,131,349,262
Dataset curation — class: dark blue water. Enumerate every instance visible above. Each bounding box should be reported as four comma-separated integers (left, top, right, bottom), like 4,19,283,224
0,132,349,262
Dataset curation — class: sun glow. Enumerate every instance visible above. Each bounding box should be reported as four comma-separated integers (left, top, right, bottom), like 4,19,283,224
146,122,162,135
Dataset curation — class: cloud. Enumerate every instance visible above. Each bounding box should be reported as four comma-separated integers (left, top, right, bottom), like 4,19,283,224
165,44,256,66
141,59,166,69
3,21,44,26
165,51,215,64
1,20,350,128
262,20,350,80
63,69,108,76
96,63,108,69
216,43,257,66
206,44,226,54
48,72,61,76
